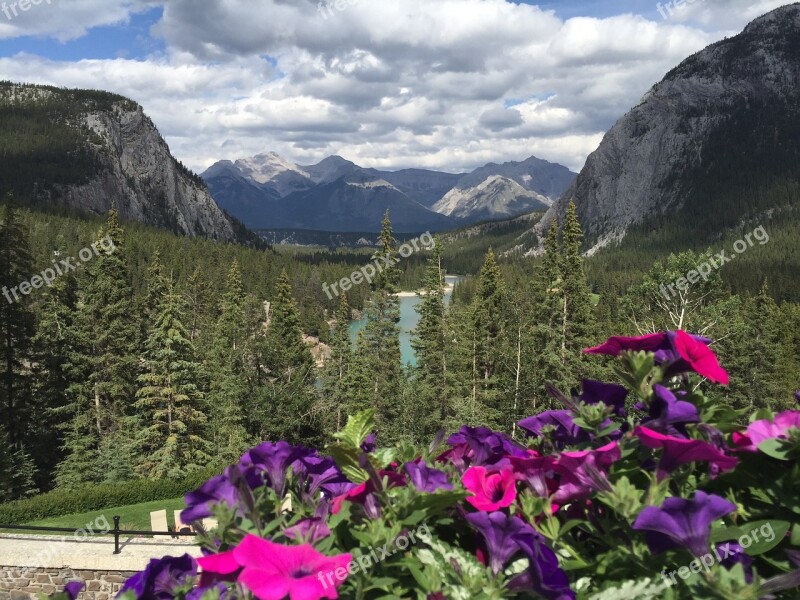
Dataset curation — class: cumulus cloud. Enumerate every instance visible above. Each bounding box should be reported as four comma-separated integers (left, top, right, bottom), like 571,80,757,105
0,0,787,172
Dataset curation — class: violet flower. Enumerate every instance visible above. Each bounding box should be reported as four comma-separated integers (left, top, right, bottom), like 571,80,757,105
295,454,355,501
579,380,628,418
442,426,527,471
518,411,590,449
119,554,197,600
717,541,753,583
642,385,700,437
509,529,576,600
240,441,314,497
404,460,453,493
465,511,531,575
181,468,242,523
63,582,84,600
633,491,737,557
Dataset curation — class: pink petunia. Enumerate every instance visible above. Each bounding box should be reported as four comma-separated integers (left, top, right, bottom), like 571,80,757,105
673,331,729,385
584,333,670,356
635,426,738,481
197,550,241,588
746,411,800,447
462,466,517,511
233,535,352,600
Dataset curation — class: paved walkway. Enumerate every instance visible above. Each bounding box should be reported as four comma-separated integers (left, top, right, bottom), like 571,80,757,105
0,534,201,572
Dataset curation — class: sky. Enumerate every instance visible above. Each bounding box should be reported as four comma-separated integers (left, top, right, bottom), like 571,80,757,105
0,0,791,174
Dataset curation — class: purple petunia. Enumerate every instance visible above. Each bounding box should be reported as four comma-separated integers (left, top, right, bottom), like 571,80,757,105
181,467,242,523
518,411,590,449
466,511,531,575
240,441,314,497
642,385,700,437
633,491,737,557
440,426,527,471
119,554,197,600
579,380,628,418
404,460,453,493
63,581,84,600
295,454,356,501
509,529,576,600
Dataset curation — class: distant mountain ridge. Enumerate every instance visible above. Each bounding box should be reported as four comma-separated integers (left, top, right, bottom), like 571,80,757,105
0,82,245,243
202,152,575,232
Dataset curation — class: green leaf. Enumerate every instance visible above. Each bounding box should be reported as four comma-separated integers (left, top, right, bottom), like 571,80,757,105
333,409,376,449
792,524,800,546
757,438,794,461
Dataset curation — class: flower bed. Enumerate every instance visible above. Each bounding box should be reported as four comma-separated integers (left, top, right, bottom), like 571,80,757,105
53,331,800,599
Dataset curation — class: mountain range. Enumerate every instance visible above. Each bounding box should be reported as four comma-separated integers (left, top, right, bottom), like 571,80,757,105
202,153,575,233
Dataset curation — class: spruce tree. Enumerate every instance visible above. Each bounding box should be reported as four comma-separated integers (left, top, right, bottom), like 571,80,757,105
359,211,405,440
320,293,353,433
59,210,139,485
135,279,211,478
411,236,450,437
207,261,250,465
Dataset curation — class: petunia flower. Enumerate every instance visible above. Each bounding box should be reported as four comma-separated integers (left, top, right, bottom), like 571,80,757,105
404,460,453,493
551,442,620,503
518,411,590,449
672,331,729,385
241,441,314,497
509,453,558,498
508,529,576,600
746,411,800,447
465,511,531,575
716,541,753,583
462,466,517,511
295,455,356,501
584,332,675,356
440,426,527,472
186,582,229,600
330,470,406,518
234,535,352,600
119,554,198,600
285,503,333,544
642,385,700,437
181,468,243,523
634,426,738,481
633,491,737,557
579,380,628,418
196,550,241,589
63,582,84,600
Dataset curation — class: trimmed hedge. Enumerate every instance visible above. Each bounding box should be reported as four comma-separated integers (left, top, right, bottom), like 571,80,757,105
0,468,218,525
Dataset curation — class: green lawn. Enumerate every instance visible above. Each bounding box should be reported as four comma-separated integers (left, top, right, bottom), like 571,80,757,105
3,497,187,534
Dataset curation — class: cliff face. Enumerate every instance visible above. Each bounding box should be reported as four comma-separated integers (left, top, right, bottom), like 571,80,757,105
0,83,238,241
541,3,800,253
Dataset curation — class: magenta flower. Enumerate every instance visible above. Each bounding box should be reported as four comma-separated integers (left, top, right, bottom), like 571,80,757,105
509,453,558,498
462,466,517,511
672,331,729,385
584,332,674,356
552,442,620,503
197,550,241,589
633,491,737,557
746,411,800,447
233,535,352,600
634,426,738,481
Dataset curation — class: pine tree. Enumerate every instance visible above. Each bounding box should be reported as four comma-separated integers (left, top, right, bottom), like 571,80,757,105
0,194,35,447
411,236,450,437
320,293,353,433
470,248,506,427
207,261,250,465
559,203,597,382
359,211,405,440
253,269,318,443
59,210,139,485
135,279,211,478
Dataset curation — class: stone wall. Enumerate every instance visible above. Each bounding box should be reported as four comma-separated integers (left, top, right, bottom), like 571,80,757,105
0,567,134,600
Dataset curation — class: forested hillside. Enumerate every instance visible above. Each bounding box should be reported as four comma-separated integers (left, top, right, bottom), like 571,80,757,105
1,196,797,501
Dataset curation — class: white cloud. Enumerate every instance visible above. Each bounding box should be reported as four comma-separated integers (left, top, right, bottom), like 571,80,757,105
0,0,788,173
